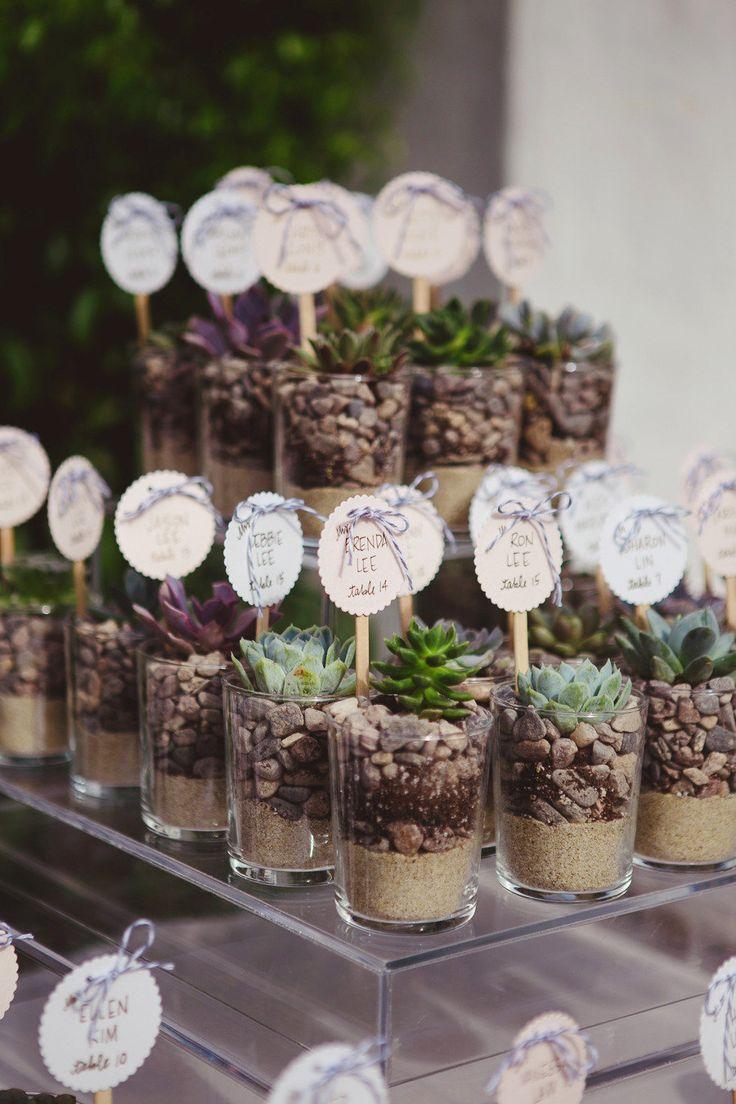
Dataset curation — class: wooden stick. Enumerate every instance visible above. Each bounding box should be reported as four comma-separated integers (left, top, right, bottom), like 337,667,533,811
0,528,14,569
596,567,613,618
94,1091,113,1104
398,594,413,637
506,284,521,306
73,561,87,618
221,294,234,321
355,615,370,699
726,577,736,631
635,604,650,630
255,608,269,639
704,562,714,595
429,284,442,309
507,610,515,649
412,277,432,314
134,293,151,345
299,293,317,352
513,612,529,688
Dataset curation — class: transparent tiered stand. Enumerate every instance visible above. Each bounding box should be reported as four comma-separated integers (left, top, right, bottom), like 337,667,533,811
0,761,730,1102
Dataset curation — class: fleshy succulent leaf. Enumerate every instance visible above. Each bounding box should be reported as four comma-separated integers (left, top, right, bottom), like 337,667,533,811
371,617,479,720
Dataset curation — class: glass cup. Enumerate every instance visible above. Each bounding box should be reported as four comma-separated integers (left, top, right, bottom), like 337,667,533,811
518,357,615,472
328,699,492,933
135,340,200,475
224,680,337,886
138,646,227,841
635,678,736,870
493,684,647,902
0,606,68,765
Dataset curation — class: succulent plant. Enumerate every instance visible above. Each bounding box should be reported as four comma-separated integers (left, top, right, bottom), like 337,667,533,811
299,326,408,378
419,618,504,673
408,297,512,368
232,624,355,696
372,618,479,721
134,576,258,657
616,607,736,686
0,553,76,611
517,659,633,734
528,603,616,660
501,300,613,365
330,287,413,338
184,283,300,362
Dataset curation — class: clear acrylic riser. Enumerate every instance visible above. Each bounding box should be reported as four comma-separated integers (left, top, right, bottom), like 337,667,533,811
0,764,732,1100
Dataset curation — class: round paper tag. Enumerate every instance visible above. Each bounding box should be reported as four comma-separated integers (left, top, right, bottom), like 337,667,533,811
100,192,178,295
39,954,162,1092
114,471,217,581
494,1012,590,1104
469,465,551,547
474,498,563,612
0,426,51,528
599,494,688,605
254,182,355,294
339,193,389,291
700,956,736,1089
269,1043,388,1104
681,445,732,506
373,171,471,280
483,186,549,288
224,493,304,607
431,199,481,285
376,486,445,596
559,461,636,572
0,936,19,1023
48,456,107,562
216,165,273,204
317,495,406,615
181,190,259,295
695,474,736,576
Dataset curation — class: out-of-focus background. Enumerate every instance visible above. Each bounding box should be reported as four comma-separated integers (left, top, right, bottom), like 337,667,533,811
2,0,734,496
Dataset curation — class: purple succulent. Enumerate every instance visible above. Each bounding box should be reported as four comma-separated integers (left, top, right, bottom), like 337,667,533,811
183,284,301,362
134,576,259,657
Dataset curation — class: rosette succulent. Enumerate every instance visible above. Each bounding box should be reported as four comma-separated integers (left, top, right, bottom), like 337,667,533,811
134,577,258,657
418,619,504,673
517,659,633,734
408,298,512,367
616,607,736,686
372,618,479,721
184,283,299,362
528,603,616,660
332,287,413,338
232,625,355,696
501,300,613,364
299,326,407,378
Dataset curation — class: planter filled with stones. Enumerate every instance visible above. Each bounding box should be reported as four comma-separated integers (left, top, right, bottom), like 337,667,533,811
66,615,142,800
493,660,647,902
134,331,201,475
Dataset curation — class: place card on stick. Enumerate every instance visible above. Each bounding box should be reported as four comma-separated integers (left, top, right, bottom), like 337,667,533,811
469,464,554,547
0,927,32,1022
269,1039,388,1104
181,189,260,320
318,494,409,697
485,1011,596,1104
216,165,274,205
483,186,550,302
0,426,51,568
48,456,110,617
338,193,389,291
695,474,736,629
701,955,736,1100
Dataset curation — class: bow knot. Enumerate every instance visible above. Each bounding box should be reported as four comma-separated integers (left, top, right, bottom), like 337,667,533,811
704,971,736,1087
383,178,467,263
613,505,689,551
0,928,33,950
686,451,728,502
55,466,111,517
106,195,177,245
262,184,356,268
119,475,223,530
344,505,413,592
192,201,256,248
378,471,454,545
697,479,736,534
485,492,570,606
304,1038,386,1104
486,1024,596,1097
232,497,326,614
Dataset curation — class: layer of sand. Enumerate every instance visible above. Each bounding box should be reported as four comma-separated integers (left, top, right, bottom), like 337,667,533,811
636,791,736,865
499,812,630,893
205,454,273,519
281,482,362,539
405,462,484,530
73,723,140,788
232,799,332,870
147,772,227,832
0,694,68,760
140,421,198,477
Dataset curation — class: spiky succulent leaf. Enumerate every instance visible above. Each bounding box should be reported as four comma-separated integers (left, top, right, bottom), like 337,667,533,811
298,326,407,378
529,603,616,659
372,618,478,720
408,297,511,368
501,299,613,364
617,607,735,685
331,287,413,337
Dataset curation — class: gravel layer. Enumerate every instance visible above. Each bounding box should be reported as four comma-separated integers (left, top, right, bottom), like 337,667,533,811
499,813,630,892
636,791,736,865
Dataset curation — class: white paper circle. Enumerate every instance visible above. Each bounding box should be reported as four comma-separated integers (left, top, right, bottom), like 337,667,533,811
0,426,51,527
376,485,445,596
216,165,273,204
495,1012,589,1104
269,1043,388,1104
114,471,217,581
373,171,471,280
339,193,389,290
181,190,259,295
559,461,636,572
39,954,162,1092
253,182,355,294
469,465,551,547
100,192,178,295
48,456,107,562
317,494,406,615
474,497,563,612
701,956,736,1089
599,493,688,605
0,938,19,1023
695,473,736,576
224,492,304,607
430,200,481,285
483,186,550,288
681,445,732,506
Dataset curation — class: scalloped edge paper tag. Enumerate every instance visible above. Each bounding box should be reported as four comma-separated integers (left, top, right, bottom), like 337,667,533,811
0,426,51,528
376,485,445,596
0,937,19,1023
39,954,162,1092
114,471,216,581
100,192,178,296
680,445,732,506
599,493,688,605
695,473,736,576
317,494,406,615
269,1043,388,1104
494,1011,589,1104
339,192,389,291
216,165,273,204
700,955,736,1089
181,189,260,295
373,171,472,281
224,492,304,607
48,455,106,562
559,460,636,572
474,498,563,612
483,186,549,288
469,465,551,547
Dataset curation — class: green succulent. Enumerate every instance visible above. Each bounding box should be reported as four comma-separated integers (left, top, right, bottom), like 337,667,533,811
233,624,356,697
518,659,633,735
420,619,504,673
528,603,616,660
501,300,614,365
372,618,479,721
299,326,407,378
615,607,736,686
331,287,413,338
408,297,512,368
0,554,76,612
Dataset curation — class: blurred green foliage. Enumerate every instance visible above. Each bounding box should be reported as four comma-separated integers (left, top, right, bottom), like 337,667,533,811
0,0,420,502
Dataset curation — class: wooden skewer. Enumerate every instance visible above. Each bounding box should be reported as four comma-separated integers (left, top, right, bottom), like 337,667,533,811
221,294,234,321
398,594,413,637
513,611,529,688
726,577,736,631
255,609,269,639
412,277,432,315
596,567,613,618
0,528,14,568
134,293,151,345
507,284,521,306
429,284,442,310
73,561,87,618
355,615,370,699
635,604,650,630
298,293,317,352
94,1090,113,1104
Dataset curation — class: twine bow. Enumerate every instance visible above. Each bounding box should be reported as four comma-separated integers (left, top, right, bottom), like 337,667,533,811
0,928,33,950
232,497,325,613
262,184,358,268
485,493,571,606
478,466,555,504
302,1038,387,1104
344,505,413,592
488,188,550,276
704,970,736,1087
55,466,111,517
107,195,177,245
697,478,736,534
378,471,455,545
557,459,641,486
382,178,467,262
486,1025,597,1097
70,920,173,1045
613,505,689,552
192,200,256,249
119,475,223,530
686,451,728,503
0,432,46,485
